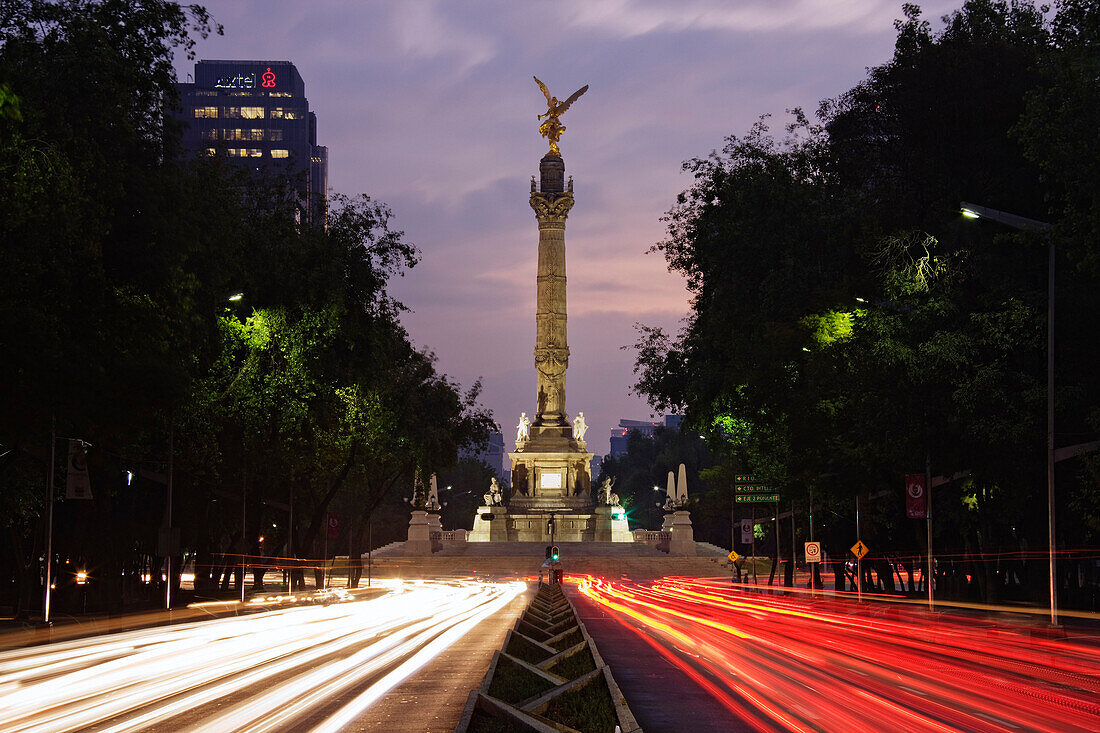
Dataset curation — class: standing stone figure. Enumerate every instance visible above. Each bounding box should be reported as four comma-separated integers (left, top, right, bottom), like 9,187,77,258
516,412,531,442
573,412,588,442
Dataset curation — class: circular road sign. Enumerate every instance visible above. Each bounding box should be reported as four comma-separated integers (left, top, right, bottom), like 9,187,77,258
804,541,822,563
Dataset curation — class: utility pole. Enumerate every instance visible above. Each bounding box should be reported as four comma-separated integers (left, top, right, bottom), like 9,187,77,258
43,416,56,625
166,426,173,611
925,453,933,611
241,465,246,604
855,495,862,603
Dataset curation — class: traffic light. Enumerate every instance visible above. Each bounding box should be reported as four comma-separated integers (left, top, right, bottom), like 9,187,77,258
550,545,559,562
545,545,552,559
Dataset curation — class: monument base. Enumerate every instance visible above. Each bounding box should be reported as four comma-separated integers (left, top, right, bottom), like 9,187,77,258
406,510,433,555
669,510,697,556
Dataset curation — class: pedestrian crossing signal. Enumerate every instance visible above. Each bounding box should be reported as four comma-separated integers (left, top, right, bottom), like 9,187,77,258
550,545,559,562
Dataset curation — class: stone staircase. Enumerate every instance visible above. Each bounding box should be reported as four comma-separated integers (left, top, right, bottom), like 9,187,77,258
356,541,733,581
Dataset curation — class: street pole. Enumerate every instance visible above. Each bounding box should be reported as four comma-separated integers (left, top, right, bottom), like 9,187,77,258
43,416,56,625
925,453,933,611
367,514,372,588
166,425,173,611
809,488,815,594
790,500,796,589
775,499,780,588
751,505,757,584
856,495,862,603
288,484,294,591
241,465,246,604
961,202,1056,626
1046,238,1058,627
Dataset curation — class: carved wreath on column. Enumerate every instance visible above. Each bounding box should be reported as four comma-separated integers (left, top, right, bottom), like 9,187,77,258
534,346,569,379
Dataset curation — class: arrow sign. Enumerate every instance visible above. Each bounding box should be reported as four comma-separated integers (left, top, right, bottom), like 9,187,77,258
736,494,779,503
850,540,869,559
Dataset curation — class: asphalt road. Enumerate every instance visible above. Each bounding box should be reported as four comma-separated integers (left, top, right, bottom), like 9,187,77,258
572,575,1100,732
0,580,526,733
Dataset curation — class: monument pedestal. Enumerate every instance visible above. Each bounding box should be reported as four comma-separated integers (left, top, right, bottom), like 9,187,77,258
427,512,443,553
669,510,697,556
469,506,510,542
405,510,433,555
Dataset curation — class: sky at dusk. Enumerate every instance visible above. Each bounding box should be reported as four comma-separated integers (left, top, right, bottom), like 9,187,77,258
173,0,961,457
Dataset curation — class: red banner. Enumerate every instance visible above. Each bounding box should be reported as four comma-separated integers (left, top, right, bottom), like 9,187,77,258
326,512,341,540
905,473,927,519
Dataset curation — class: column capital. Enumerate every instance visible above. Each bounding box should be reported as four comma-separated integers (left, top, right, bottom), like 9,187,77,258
530,191,574,228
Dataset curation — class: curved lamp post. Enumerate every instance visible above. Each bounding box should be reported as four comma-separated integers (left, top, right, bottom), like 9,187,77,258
961,201,1057,626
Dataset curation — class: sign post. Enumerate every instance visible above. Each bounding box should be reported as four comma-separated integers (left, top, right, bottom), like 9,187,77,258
851,539,869,602
805,541,821,595
907,470,934,611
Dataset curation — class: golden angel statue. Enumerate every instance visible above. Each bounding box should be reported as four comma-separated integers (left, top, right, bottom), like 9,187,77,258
534,76,588,155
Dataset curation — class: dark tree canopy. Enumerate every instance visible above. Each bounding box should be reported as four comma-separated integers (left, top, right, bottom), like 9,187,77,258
633,0,1100,605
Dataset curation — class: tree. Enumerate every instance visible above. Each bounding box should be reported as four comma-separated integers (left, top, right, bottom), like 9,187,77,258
633,1,1100,604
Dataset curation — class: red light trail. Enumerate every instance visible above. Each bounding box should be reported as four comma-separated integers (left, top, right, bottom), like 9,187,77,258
576,575,1100,732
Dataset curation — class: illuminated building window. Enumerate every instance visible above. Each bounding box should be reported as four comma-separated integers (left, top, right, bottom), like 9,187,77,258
205,147,217,156
268,108,302,120
248,148,263,157
194,106,218,118
268,129,284,141
269,91,291,97
271,149,290,158
200,129,218,140
223,128,264,141
240,107,264,119
196,90,217,97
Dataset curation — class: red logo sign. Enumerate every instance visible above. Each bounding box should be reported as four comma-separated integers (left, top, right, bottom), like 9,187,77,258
905,473,927,519
261,67,276,88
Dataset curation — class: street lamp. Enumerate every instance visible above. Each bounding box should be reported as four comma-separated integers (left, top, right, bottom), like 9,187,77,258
960,201,1057,626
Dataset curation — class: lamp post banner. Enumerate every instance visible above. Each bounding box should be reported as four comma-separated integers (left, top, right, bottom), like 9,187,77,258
905,473,927,519
740,518,753,545
65,440,93,500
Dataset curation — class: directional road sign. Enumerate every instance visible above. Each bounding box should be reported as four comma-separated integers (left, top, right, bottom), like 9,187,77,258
735,484,771,493
850,540,869,559
727,549,740,563
734,475,759,484
804,541,821,563
736,494,779,503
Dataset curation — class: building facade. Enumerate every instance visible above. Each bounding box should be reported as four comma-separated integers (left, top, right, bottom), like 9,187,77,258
175,60,328,223
608,415,683,458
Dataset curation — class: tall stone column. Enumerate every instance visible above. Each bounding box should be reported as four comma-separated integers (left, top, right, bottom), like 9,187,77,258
530,152,574,427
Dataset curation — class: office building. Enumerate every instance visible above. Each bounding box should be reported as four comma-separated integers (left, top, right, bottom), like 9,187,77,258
175,60,328,223
608,415,683,458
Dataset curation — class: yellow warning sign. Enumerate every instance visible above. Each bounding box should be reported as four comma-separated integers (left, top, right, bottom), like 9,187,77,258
850,540,869,559
727,550,740,563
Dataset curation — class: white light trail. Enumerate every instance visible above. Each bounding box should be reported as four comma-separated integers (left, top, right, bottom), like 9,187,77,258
0,579,525,733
